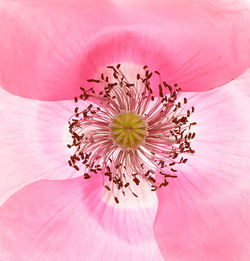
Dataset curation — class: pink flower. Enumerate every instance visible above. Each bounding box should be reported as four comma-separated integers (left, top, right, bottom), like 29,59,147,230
0,0,250,260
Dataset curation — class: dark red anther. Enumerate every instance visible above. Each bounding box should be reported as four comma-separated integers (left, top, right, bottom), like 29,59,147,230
151,186,157,191
133,177,140,185
148,176,156,183
159,84,163,97
105,185,111,191
132,192,138,197
73,165,79,171
164,174,177,178
84,173,90,179
87,79,100,83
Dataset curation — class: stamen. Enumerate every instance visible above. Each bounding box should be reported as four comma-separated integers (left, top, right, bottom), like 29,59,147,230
67,64,196,203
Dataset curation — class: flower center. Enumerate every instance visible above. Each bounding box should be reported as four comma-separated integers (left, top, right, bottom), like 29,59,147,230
110,111,147,149
67,64,196,204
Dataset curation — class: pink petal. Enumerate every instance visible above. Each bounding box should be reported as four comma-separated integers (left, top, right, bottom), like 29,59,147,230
154,69,250,260
0,176,164,260
0,0,250,100
0,87,89,205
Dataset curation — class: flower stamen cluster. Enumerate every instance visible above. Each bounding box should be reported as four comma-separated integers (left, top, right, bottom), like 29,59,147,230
67,65,196,203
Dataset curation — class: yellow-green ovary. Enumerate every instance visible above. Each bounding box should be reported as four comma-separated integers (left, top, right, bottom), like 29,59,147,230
110,111,147,148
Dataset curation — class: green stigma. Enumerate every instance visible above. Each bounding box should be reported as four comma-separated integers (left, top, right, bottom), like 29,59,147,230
110,111,147,149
